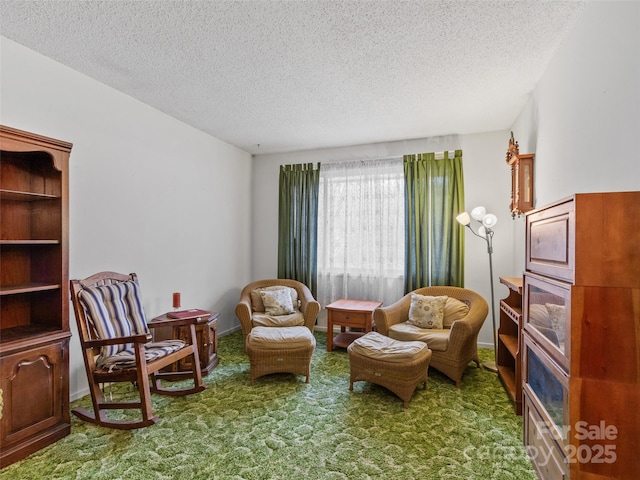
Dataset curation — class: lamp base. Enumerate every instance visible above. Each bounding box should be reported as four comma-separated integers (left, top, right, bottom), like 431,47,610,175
483,360,498,373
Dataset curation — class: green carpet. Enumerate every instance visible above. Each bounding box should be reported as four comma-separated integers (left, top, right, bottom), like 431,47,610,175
1,331,536,479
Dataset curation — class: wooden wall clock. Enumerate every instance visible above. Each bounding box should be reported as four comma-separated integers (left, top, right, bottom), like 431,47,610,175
506,132,534,217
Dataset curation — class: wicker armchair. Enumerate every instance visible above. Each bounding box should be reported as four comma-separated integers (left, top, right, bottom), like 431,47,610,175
235,279,320,345
374,286,488,387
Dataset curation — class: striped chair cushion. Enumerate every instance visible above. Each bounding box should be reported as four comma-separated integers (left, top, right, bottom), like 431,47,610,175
96,340,187,371
79,280,187,370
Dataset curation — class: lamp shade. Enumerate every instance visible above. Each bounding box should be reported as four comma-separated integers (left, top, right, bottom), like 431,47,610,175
456,212,471,226
471,206,486,221
482,214,498,228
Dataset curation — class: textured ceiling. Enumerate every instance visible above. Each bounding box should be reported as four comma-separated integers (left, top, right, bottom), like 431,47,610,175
0,1,584,155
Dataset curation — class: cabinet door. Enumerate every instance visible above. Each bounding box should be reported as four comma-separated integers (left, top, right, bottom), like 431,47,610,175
526,198,574,282
0,340,70,451
524,273,571,371
175,323,214,372
174,325,197,371
522,335,569,445
201,321,217,368
524,392,568,480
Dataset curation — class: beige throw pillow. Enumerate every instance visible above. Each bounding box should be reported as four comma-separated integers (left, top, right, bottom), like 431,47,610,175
260,288,296,316
251,286,299,312
442,297,470,328
407,294,447,329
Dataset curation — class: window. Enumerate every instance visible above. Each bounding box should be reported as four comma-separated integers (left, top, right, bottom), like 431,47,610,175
317,157,405,307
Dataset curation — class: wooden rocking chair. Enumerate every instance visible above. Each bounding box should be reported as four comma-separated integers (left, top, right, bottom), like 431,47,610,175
70,271,206,429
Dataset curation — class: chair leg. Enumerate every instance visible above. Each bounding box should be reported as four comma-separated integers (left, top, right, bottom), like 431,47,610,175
72,347,159,430
188,324,204,388
134,344,156,425
71,403,158,430
150,335,205,397
74,344,205,430
71,378,109,426
71,375,159,430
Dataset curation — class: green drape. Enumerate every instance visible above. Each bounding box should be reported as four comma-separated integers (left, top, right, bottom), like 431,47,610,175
277,163,320,296
404,150,465,291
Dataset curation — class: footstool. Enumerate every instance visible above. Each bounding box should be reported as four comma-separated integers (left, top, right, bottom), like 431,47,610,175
347,331,432,408
246,326,316,384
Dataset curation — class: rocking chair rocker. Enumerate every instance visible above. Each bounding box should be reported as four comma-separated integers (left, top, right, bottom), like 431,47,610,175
70,271,206,429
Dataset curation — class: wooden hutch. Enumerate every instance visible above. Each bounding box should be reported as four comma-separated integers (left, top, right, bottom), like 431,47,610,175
0,126,72,467
522,192,640,479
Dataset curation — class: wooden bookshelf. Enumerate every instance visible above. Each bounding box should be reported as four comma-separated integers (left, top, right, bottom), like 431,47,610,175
496,276,523,415
0,125,72,467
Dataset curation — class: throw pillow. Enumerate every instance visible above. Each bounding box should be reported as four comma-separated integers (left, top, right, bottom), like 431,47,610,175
251,286,299,312
260,288,296,316
407,294,447,329
442,297,470,328
545,303,566,343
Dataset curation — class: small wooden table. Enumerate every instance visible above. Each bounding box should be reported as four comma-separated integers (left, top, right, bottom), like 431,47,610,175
326,299,383,351
151,310,219,379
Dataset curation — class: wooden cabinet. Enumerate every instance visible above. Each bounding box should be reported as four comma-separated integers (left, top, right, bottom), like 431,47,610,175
151,312,219,379
522,192,640,480
0,126,72,468
496,276,523,415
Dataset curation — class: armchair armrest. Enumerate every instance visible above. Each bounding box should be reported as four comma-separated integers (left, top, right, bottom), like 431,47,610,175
298,288,320,330
235,295,254,338
374,296,411,336
445,320,475,355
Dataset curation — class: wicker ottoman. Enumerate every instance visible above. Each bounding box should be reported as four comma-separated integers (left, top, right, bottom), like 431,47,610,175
246,326,316,384
348,332,432,408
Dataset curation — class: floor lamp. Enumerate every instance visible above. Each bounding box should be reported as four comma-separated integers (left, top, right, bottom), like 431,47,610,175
456,206,499,373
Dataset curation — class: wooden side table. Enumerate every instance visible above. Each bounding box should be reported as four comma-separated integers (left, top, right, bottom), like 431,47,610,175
151,311,219,379
326,299,383,351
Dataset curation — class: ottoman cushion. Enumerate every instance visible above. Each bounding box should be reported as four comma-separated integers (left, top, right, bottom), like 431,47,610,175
246,326,316,384
350,331,427,362
247,326,315,350
348,332,432,408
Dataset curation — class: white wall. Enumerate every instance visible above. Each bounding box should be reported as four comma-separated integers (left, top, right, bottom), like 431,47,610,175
510,0,640,272
252,132,515,348
1,38,253,400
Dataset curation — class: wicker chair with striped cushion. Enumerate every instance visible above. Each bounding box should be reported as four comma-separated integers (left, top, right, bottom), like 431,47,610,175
70,271,205,429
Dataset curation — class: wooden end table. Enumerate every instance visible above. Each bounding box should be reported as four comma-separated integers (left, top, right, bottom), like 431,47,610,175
151,310,219,379
326,299,383,351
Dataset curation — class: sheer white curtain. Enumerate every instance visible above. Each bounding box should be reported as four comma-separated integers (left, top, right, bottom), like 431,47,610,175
317,157,405,308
